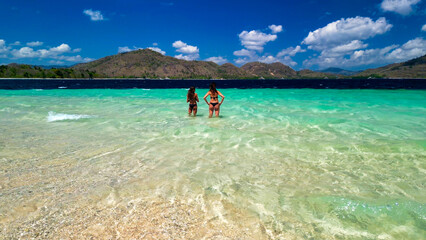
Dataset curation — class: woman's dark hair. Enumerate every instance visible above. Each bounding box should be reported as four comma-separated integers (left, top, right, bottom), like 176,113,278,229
209,82,217,94
187,86,195,100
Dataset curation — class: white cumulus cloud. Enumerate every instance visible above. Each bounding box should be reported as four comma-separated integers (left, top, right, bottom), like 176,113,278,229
380,0,421,15
235,58,250,65
118,46,166,55
258,55,278,64
234,53,298,67
172,40,199,60
9,42,92,63
321,40,369,58
277,45,306,57
281,56,298,67
56,55,94,62
304,37,426,69
205,56,228,65
10,41,21,46
118,46,136,53
172,40,186,49
27,41,43,47
238,54,296,66
269,24,283,33
172,40,199,54
35,44,71,58
238,30,277,51
302,17,392,51
49,43,71,53
175,54,199,61
0,40,10,55
422,24,426,31
148,47,166,55
233,25,285,65
11,47,38,58
233,49,256,65
385,37,426,60
83,9,104,21
272,45,306,66
233,49,256,57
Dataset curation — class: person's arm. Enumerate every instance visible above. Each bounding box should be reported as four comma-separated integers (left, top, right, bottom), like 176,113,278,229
218,91,225,105
187,94,190,103
196,93,199,102
203,92,210,105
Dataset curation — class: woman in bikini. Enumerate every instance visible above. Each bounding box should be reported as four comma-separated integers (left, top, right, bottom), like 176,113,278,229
187,86,199,116
203,82,225,118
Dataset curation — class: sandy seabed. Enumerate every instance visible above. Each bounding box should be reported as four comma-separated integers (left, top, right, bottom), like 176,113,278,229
2,89,424,239
1,197,278,240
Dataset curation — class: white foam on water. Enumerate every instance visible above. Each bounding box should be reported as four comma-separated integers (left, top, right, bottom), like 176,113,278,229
141,88,151,91
86,147,122,161
211,200,228,223
0,107,12,112
318,219,376,238
47,111,94,122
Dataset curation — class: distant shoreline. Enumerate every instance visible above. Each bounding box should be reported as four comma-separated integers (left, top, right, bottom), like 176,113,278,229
1,77,426,80
0,79,425,90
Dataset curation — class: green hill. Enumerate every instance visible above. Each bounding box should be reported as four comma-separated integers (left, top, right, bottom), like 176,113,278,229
0,63,97,78
72,49,221,79
320,67,360,76
72,49,301,79
1,50,425,79
297,69,343,79
356,54,426,78
241,62,298,79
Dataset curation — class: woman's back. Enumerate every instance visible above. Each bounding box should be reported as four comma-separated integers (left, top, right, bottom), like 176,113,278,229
209,91,218,103
188,93,198,104
203,82,225,118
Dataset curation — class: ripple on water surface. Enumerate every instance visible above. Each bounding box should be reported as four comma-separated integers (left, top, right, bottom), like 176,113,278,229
0,89,425,239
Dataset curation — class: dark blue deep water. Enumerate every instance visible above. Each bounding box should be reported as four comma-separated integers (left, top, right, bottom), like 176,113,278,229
0,78,425,89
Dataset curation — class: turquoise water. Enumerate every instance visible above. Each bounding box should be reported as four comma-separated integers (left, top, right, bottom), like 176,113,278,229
0,89,425,239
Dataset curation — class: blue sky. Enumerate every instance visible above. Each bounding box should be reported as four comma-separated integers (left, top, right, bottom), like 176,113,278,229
0,0,425,70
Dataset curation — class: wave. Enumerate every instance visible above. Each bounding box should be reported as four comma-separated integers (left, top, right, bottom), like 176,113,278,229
47,111,94,122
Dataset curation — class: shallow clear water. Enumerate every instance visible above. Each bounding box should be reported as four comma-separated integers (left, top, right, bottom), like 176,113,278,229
0,89,425,239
